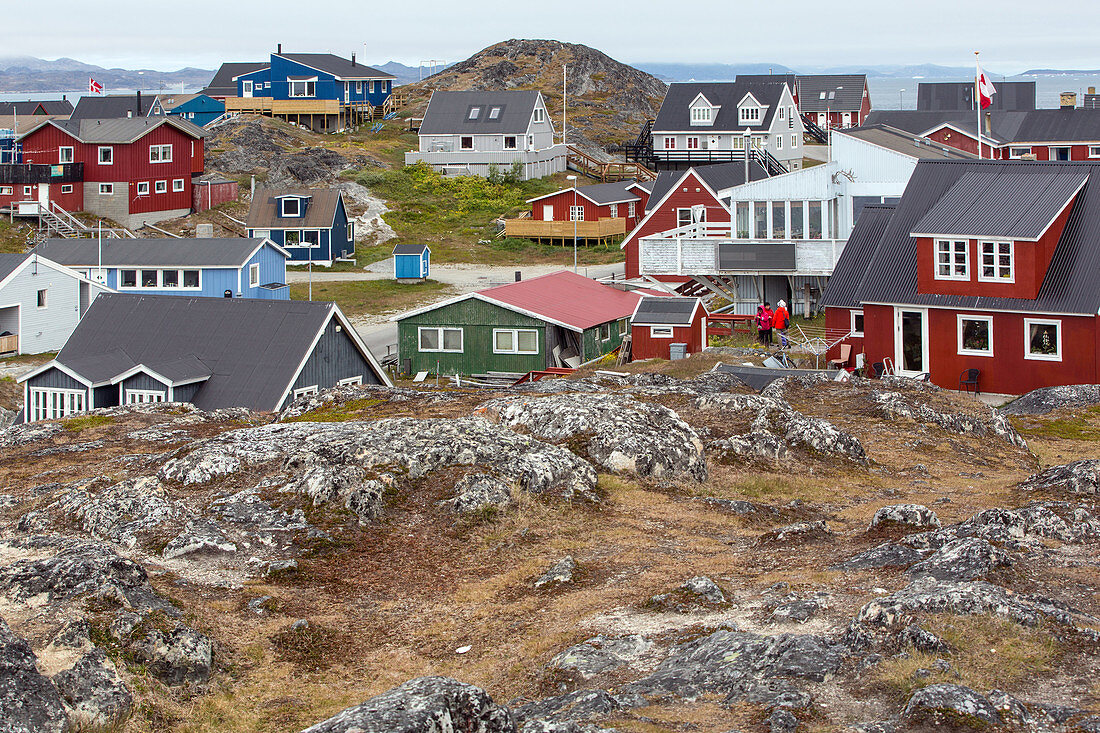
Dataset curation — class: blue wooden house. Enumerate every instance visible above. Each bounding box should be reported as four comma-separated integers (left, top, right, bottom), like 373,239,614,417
246,188,354,267
392,244,430,280
32,237,290,299
163,93,226,127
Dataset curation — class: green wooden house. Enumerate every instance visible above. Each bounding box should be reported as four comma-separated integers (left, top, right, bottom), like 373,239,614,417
394,271,648,376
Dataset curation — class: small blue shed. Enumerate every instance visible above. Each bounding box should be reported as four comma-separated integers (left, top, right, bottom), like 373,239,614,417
392,244,430,280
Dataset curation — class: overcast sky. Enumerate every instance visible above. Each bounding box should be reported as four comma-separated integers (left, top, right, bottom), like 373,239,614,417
7,0,1100,75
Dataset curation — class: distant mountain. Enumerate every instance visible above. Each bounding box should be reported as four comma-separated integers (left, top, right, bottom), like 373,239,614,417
634,62,796,82
1017,68,1100,76
372,61,453,87
800,64,984,78
635,62,998,82
0,56,213,93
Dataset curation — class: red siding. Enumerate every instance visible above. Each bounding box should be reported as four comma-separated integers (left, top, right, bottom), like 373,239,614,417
631,308,707,360
193,180,239,212
0,183,82,212
531,188,645,231
924,126,1000,158
824,306,865,365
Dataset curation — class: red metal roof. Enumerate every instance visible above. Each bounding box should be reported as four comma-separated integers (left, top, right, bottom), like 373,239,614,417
480,271,647,331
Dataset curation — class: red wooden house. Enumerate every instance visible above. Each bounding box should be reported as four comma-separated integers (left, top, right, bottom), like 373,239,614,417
16,117,206,228
630,296,707,360
506,180,651,243
795,75,871,129
822,158,1100,394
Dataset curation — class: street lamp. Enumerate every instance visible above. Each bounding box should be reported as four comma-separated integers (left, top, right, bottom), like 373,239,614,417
566,175,578,273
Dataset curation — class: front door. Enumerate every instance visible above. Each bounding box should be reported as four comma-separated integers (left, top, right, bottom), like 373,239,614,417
344,83,350,103
894,308,928,376
543,204,554,221
242,81,253,98
37,183,49,209
818,113,827,127
709,135,721,150
842,112,851,127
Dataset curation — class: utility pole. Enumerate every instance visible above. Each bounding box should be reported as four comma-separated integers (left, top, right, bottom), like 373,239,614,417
562,65,567,146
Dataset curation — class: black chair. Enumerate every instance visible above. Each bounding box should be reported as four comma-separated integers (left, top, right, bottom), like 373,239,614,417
960,368,980,395
871,361,887,378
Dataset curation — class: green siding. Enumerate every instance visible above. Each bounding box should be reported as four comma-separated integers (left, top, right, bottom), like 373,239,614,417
582,318,629,362
398,298,548,376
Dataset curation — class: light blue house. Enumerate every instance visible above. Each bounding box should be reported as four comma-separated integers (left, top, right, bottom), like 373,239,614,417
246,188,354,267
32,238,290,300
162,93,226,127
392,244,430,280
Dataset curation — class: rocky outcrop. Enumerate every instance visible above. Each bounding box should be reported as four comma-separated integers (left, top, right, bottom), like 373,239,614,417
513,688,645,731
549,635,652,679
481,393,706,481
1020,460,1100,496
648,575,727,612
869,504,940,530
867,390,1026,448
56,476,188,550
448,474,513,513
535,556,577,588
298,676,516,733
902,684,1002,727
907,537,1011,581
52,648,132,728
1000,384,1100,415
0,618,68,733
832,542,926,572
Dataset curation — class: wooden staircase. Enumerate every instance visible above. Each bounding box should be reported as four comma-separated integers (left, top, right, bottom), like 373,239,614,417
566,145,656,182
801,114,829,144
31,202,135,242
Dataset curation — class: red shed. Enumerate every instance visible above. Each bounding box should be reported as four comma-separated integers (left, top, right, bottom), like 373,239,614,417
630,296,707,360
508,180,651,243
193,177,239,212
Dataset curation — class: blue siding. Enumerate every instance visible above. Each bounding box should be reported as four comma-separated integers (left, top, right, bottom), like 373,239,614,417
240,242,290,300
252,229,339,264
167,95,225,127
331,198,353,260
236,55,392,106
394,254,427,279
281,317,381,409
27,368,85,391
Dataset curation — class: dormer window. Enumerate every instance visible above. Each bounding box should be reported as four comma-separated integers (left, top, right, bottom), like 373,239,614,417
935,240,969,280
468,107,481,120
281,197,302,217
740,106,761,123
488,106,501,120
979,241,1014,282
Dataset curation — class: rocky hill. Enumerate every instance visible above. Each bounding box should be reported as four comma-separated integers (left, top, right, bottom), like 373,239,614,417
401,39,667,152
2,358,1100,732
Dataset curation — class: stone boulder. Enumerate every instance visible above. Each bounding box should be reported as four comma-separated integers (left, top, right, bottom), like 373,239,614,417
867,391,1026,449
0,618,68,733
481,393,707,481
648,575,727,612
549,635,652,679
535,556,577,588
1020,460,1100,497
513,688,645,730
161,519,237,559
907,537,1011,581
1000,384,1100,415
448,474,513,513
902,684,1001,727
298,676,516,733
52,648,132,727
869,504,939,530
831,542,926,572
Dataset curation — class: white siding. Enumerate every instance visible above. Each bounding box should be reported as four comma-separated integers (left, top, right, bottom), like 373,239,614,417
0,264,107,354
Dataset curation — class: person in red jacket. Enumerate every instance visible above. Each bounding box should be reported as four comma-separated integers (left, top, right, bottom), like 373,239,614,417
773,299,791,348
756,302,774,346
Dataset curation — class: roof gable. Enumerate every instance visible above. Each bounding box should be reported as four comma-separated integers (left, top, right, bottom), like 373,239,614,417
653,82,786,132
247,188,342,229
418,90,545,135
795,74,867,112
631,296,702,326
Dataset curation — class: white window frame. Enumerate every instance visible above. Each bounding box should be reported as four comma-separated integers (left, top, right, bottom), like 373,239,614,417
1009,146,1032,159
154,180,167,194
492,328,538,355
136,181,150,196
1024,318,1062,362
664,136,676,150
0,186,11,195
61,184,73,194
600,323,612,341
118,268,201,290
569,206,584,222
467,106,481,120
690,106,713,125
99,183,113,195
935,239,970,280
791,133,798,148
489,106,501,120
978,240,1014,283
739,106,761,123
355,81,362,94
650,326,674,338
417,326,464,353
686,136,700,149
850,309,864,337
293,385,319,398
503,135,517,150
58,146,73,163
249,263,260,287
28,387,86,422
149,144,172,163
36,288,47,309
125,389,166,404
533,108,545,123
172,178,185,192
957,314,994,357
776,135,783,150
627,202,636,218
1090,146,1100,159
289,79,317,98
337,375,362,386
280,197,301,217
618,318,628,336
609,203,618,218
23,185,31,197
98,146,113,165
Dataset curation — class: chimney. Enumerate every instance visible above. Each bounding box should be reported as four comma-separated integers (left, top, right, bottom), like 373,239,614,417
136,90,142,115
515,271,522,282
277,43,282,54
351,53,356,67
1061,91,1077,109
1091,87,1097,95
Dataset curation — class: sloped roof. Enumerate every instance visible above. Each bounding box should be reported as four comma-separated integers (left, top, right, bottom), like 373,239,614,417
278,53,394,80
866,109,1100,145
33,238,280,268
160,93,209,111
392,244,429,255
47,294,366,411
632,296,701,326
70,94,162,120
202,62,268,96
838,125,977,160
852,159,1100,315
820,203,896,308
21,116,206,143
653,81,789,132
247,188,343,229
796,75,867,113
418,90,542,135
529,181,642,207
0,100,72,116
0,253,29,284
646,161,770,211
917,81,1036,112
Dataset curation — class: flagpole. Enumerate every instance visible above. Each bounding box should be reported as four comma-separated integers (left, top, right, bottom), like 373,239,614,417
975,51,982,159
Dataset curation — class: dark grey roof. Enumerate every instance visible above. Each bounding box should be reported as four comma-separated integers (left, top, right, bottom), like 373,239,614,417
25,116,206,143
736,73,798,90
33,238,276,268
147,354,211,383
278,53,395,80
647,161,770,211
577,181,643,205
853,159,1100,315
796,75,867,113
392,244,429,255
917,81,1036,112
53,294,346,411
418,91,542,135
653,81,789,132
866,109,1100,145
0,253,29,283
632,296,700,326
70,94,162,121
838,125,977,160
911,169,1088,239
820,203,896,308
0,100,72,116
202,62,268,96
247,188,343,229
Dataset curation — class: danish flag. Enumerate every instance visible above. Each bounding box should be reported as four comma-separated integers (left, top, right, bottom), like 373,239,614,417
977,67,996,109
89,77,103,94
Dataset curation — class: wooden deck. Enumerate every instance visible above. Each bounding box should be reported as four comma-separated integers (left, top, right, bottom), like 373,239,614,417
504,217,627,243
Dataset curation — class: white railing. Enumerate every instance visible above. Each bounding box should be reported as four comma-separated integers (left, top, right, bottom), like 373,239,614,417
405,144,567,168
639,236,845,276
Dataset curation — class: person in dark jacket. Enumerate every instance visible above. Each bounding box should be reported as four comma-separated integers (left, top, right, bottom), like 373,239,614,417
756,302,773,346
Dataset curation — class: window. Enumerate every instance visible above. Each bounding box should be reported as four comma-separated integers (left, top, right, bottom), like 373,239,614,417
791,133,798,148
935,240,969,280
28,387,85,422
733,135,745,150
627,202,635,218
778,107,784,119
533,108,545,123
979,241,1013,282
460,136,473,150
600,323,611,341
776,135,783,150
618,318,628,336
289,80,316,97
120,269,137,287
281,197,301,217
182,270,200,288
1024,319,1061,361
664,136,676,149
302,230,321,248
23,186,31,196
1090,146,1100,158
851,310,864,336
126,389,166,404
149,144,172,163
293,385,319,398
355,81,362,93
242,81,253,95
162,269,179,288
789,201,804,239
650,326,674,338
251,229,270,240
609,204,618,218
338,375,363,386
249,263,260,287
61,184,73,194
155,180,167,194
488,106,501,120
141,269,158,287
36,289,47,308
284,230,301,246
1009,147,1032,159
136,182,150,196
58,146,73,163
467,106,481,120
690,106,712,125
771,201,786,239
99,183,113,195
958,315,994,356
570,206,584,221
808,200,822,239
418,326,463,353
0,186,10,195
493,328,538,354
504,136,517,150
687,137,700,149
172,178,185,192
739,106,760,122
98,146,113,164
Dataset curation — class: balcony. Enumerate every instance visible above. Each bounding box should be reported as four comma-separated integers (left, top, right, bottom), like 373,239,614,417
224,97,342,115
638,223,845,276
405,144,567,169
504,217,627,241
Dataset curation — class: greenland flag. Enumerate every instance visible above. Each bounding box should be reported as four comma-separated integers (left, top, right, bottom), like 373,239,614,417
89,77,103,94
977,68,996,109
